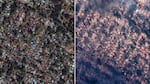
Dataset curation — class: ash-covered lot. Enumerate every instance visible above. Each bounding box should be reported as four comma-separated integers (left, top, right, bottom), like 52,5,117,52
0,0,74,83
76,0,150,84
